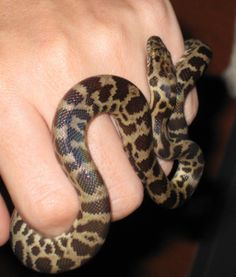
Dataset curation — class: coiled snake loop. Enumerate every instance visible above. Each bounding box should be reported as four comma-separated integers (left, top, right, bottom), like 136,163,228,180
10,36,212,273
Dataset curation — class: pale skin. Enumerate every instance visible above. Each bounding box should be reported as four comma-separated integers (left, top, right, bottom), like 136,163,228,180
0,0,198,244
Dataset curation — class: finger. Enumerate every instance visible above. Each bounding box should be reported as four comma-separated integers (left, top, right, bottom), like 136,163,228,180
0,194,10,245
184,88,199,125
0,97,79,236
87,114,144,221
0,96,145,234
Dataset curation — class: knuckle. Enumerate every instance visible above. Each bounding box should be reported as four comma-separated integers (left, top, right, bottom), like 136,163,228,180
132,0,170,20
82,6,137,57
34,27,70,64
90,23,128,54
27,186,79,235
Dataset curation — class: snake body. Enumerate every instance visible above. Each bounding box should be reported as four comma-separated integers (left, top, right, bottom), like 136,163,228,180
10,36,212,273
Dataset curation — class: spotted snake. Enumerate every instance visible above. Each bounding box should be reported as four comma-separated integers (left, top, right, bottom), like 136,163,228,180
10,36,212,273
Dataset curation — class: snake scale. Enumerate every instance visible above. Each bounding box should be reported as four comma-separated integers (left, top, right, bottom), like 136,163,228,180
10,36,212,273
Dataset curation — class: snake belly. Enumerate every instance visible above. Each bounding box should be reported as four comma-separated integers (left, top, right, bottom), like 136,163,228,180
10,36,212,274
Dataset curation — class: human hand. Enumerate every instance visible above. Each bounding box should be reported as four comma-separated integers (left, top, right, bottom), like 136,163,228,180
0,0,198,244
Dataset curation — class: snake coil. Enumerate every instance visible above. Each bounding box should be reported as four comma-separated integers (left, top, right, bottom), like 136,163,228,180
10,36,212,273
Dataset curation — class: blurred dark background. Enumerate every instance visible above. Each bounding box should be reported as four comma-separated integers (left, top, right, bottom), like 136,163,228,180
1,1,236,276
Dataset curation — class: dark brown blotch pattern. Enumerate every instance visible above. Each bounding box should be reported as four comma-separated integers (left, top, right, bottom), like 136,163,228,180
9,38,212,274
57,258,75,272
35,257,52,273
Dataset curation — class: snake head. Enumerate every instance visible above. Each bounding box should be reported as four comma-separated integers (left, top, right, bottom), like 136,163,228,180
146,36,175,78
146,36,172,64
146,36,176,85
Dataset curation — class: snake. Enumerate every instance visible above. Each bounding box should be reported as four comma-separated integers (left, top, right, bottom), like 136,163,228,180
9,36,212,273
